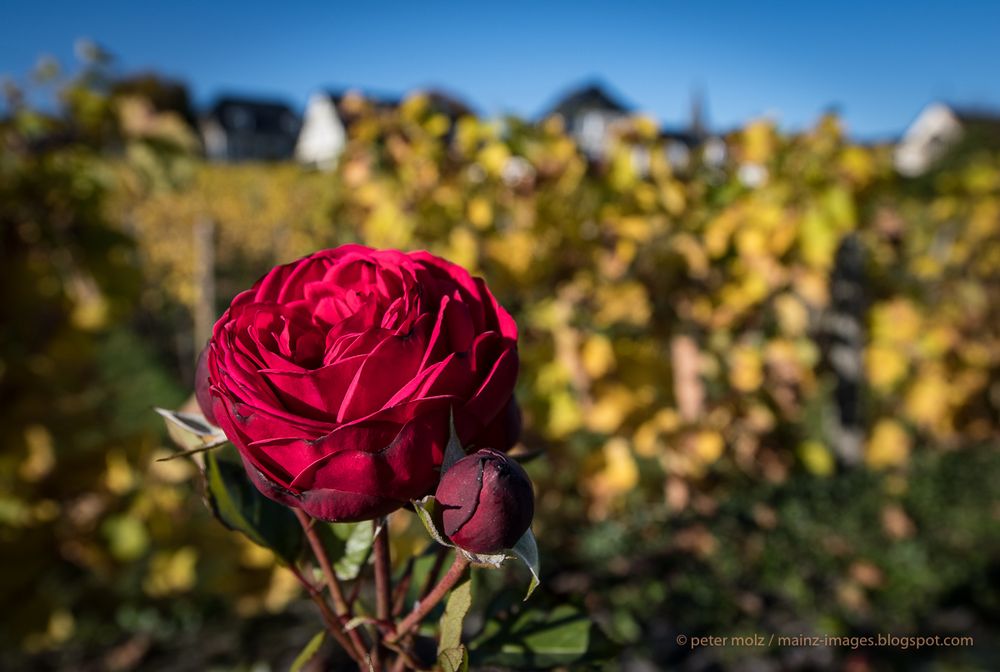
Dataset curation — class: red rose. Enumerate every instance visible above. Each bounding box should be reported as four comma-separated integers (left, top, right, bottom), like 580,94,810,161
203,245,519,522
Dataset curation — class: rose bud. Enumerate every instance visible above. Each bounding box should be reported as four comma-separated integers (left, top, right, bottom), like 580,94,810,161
194,345,218,426
436,449,534,554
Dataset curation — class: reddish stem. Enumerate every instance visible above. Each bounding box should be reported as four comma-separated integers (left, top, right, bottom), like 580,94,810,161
287,563,365,669
418,547,449,601
389,553,470,644
391,556,416,616
294,509,370,664
372,518,393,668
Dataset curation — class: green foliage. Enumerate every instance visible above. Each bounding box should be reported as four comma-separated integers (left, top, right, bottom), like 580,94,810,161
289,631,326,672
203,445,303,566
470,602,613,669
438,576,472,657
321,521,374,582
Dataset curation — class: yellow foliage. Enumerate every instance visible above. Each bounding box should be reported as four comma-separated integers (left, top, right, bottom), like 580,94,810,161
592,282,651,328
585,438,640,519
692,430,725,465
798,440,835,476
633,409,681,458
729,345,763,392
904,369,950,431
866,420,911,470
467,196,493,229
144,547,198,597
774,293,810,336
19,425,55,482
581,334,616,379
586,385,636,433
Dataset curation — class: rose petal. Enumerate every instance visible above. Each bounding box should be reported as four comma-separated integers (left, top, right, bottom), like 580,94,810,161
299,487,403,522
289,411,448,501
261,355,366,418
336,331,426,422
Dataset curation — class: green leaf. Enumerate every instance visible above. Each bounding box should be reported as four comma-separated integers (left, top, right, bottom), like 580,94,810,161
438,575,473,656
437,645,469,672
511,528,541,600
330,521,374,581
289,631,325,672
470,604,609,669
412,495,453,548
203,444,303,565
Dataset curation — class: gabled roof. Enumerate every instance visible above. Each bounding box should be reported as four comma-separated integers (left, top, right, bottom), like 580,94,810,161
950,106,1000,133
324,89,401,113
660,128,699,146
545,82,632,120
319,87,475,120
205,96,298,134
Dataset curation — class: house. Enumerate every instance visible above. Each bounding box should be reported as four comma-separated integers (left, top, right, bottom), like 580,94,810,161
545,82,724,172
200,96,299,162
895,102,1000,176
544,83,631,159
295,88,474,170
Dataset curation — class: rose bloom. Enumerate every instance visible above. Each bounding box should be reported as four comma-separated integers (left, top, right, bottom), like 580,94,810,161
202,245,520,522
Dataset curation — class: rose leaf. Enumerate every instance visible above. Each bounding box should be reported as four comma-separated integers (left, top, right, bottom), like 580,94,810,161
511,528,541,600
325,521,375,581
438,574,473,657
203,444,303,565
437,645,469,672
412,495,454,549
289,630,325,672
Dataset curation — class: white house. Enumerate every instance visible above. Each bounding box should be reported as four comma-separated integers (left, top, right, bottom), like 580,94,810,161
294,92,349,170
545,83,631,159
295,89,473,170
895,102,1000,176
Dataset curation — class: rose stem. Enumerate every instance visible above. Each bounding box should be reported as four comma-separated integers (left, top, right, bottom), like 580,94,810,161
388,553,471,645
372,518,393,668
287,563,365,668
391,556,416,616
294,509,370,663
417,546,449,602
386,640,421,672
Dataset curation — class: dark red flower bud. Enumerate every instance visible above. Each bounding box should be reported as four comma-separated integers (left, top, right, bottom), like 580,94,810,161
436,449,534,554
195,345,218,426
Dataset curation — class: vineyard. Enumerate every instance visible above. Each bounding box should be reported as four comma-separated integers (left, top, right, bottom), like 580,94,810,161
1,65,997,670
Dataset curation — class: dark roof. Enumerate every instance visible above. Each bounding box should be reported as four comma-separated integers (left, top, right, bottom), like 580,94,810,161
545,83,631,120
111,73,196,127
422,89,477,119
951,106,1000,131
325,89,401,111
205,96,298,133
660,128,699,146
321,88,475,120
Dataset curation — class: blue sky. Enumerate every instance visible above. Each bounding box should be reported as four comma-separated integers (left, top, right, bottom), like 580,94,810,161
3,1,999,138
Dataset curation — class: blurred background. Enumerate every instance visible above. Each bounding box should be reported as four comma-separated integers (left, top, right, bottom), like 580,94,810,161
1,2,998,670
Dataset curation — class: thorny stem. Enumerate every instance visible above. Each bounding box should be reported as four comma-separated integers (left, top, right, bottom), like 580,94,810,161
294,509,370,664
389,553,470,645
